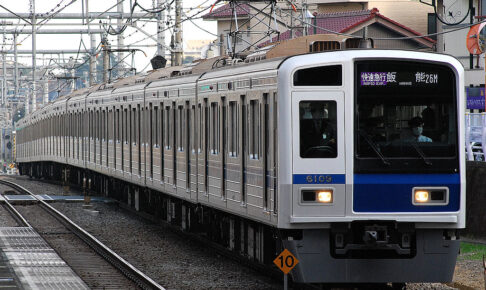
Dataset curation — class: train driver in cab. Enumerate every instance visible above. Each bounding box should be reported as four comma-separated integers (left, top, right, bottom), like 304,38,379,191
405,116,432,143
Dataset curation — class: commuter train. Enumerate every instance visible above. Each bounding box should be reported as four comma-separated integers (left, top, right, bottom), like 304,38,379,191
15,38,465,285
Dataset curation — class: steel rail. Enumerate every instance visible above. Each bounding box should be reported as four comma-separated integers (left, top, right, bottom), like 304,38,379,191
0,179,165,290
0,192,31,227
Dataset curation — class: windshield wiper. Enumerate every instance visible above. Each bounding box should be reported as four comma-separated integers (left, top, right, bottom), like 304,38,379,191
410,142,432,166
359,131,390,166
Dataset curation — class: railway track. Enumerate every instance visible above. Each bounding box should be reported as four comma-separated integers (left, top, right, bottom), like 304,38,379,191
0,178,164,290
2,176,461,290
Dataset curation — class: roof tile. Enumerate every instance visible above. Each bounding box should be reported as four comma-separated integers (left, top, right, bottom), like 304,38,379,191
203,3,250,19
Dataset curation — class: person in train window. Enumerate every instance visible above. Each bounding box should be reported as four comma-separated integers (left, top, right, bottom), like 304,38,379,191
310,105,336,147
405,116,432,143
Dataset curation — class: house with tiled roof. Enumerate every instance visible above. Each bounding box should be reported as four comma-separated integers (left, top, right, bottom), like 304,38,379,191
259,8,435,50
202,3,251,54
203,1,435,55
314,0,433,36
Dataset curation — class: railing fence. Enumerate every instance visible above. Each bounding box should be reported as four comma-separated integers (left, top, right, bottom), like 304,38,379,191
466,113,486,161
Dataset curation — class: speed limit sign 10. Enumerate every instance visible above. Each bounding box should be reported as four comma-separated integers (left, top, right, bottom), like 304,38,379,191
273,249,299,274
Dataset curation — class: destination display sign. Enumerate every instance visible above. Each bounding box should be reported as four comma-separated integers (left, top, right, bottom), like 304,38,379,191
360,71,439,87
356,60,454,97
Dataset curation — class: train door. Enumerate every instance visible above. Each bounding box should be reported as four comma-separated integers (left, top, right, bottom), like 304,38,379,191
175,101,184,195
152,102,161,184
163,101,175,193
291,91,346,217
197,98,209,203
131,104,139,177
221,97,227,202
208,98,225,206
148,103,153,183
93,109,96,167
106,108,110,169
172,101,177,191
224,96,243,212
137,103,142,179
240,95,247,206
190,102,197,200
159,101,165,186
244,95,266,218
114,107,118,174
185,100,191,196
122,106,128,175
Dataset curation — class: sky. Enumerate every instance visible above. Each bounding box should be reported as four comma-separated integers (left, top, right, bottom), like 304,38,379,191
0,0,218,74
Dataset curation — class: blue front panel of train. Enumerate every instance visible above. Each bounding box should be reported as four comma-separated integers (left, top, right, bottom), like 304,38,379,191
353,174,460,212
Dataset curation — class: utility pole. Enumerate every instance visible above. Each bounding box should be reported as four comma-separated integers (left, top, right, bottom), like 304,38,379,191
437,0,444,53
2,28,6,105
173,0,183,66
102,36,110,83
2,53,5,105
157,0,165,58
117,0,124,77
87,0,96,86
31,0,37,112
13,33,18,105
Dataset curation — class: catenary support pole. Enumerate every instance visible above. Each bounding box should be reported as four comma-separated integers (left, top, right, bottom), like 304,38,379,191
157,0,165,58
13,33,18,103
174,0,183,66
87,0,96,86
117,0,124,77
31,0,37,112
102,36,110,83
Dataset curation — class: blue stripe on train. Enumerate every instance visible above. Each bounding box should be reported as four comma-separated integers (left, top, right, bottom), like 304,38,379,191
353,174,460,212
293,174,346,184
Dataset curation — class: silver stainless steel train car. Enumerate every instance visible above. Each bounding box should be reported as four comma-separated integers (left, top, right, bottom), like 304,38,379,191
15,49,465,284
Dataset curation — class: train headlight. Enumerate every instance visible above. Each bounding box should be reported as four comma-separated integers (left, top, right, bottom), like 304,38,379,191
317,190,333,203
413,188,448,205
414,190,429,203
301,189,333,204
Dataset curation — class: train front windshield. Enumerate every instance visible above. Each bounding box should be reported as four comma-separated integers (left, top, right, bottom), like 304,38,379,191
355,60,458,173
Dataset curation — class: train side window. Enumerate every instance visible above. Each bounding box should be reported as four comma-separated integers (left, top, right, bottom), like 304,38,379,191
293,65,342,86
164,106,170,149
249,99,260,159
299,100,337,158
198,104,202,153
132,107,136,145
192,105,196,153
163,105,167,149
154,106,159,148
99,110,102,141
116,109,120,143
123,108,128,144
137,105,141,146
102,110,105,141
229,101,238,157
210,102,219,154
178,105,184,151
109,109,113,142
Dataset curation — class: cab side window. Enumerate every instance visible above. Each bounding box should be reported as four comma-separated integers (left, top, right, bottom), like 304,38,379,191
299,101,337,158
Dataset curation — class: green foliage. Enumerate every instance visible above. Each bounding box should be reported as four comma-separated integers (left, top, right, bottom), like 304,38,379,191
459,242,486,261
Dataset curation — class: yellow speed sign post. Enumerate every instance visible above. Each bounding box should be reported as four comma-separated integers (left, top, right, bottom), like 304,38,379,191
273,249,299,289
